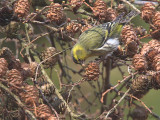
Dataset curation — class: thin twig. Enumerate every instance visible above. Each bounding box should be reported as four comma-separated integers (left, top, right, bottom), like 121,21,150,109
0,82,36,120
121,0,141,13
104,88,130,119
101,72,138,103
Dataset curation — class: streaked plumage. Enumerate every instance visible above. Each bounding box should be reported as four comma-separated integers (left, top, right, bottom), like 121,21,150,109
71,10,139,64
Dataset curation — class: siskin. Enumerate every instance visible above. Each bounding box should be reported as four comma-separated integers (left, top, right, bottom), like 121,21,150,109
71,10,139,64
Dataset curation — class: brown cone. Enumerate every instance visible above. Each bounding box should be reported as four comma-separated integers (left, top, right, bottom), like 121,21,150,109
152,54,160,71
84,61,100,81
121,25,138,57
130,106,149,120
148,39,160,53
6,69,23,92
40,47,59,69
0,47,21,70
46,3,66,25
93,0,107,21
20,84,39,106
141,2,155,23
66,22,82,36
152,11,160,29
105,7,117,22
68,0,83,13
135,26,147,37
0,58,8,77
14,0,30,18
140,43,152,56
151,11,160,39
132,54,148,72
129,75,151,98
37,104,53,119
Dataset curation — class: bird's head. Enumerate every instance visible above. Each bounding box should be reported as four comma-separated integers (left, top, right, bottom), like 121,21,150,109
71,44,88,64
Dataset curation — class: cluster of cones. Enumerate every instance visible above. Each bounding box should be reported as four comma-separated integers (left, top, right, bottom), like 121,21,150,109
129,3,160,98
0,47,69,119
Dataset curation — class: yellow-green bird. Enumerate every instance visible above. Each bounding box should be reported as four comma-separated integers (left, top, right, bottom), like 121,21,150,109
71,11,139,64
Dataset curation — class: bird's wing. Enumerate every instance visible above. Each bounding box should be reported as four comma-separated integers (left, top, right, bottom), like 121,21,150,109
78,26,106,50
90,38,119,54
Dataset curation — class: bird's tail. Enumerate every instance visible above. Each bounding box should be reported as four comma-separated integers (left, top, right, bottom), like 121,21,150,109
114,10,140,24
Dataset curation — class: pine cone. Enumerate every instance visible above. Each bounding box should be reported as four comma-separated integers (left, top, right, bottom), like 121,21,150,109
125,41,138,57
68,0,83,13
0,58,8,77
141,2,155,23
50,92,71,114
20,84,39,106
0,47,21,70
5,21,20,39
146,49,158,68
132,54,148,72
129,75,152,98
152,11,160,29
66,22,82,36
6,69,23,92
130,106,149,120
81,24,92,32
84,61,100,81
40,83,55,96
40,47,59,69
46,3,66,25
116,4,128,14
105,7,117,22
151,11,160,39
37,104,54,119
93,0,107,21
14,0,30,18
121,25,138,56
135,26,147,37
21,62,40,79
152,54,160,71
148,39,160,53
0,6,13,26
140,43,152,56
121,25,138,44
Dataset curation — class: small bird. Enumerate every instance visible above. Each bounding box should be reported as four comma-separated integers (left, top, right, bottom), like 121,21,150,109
71,10,139,64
